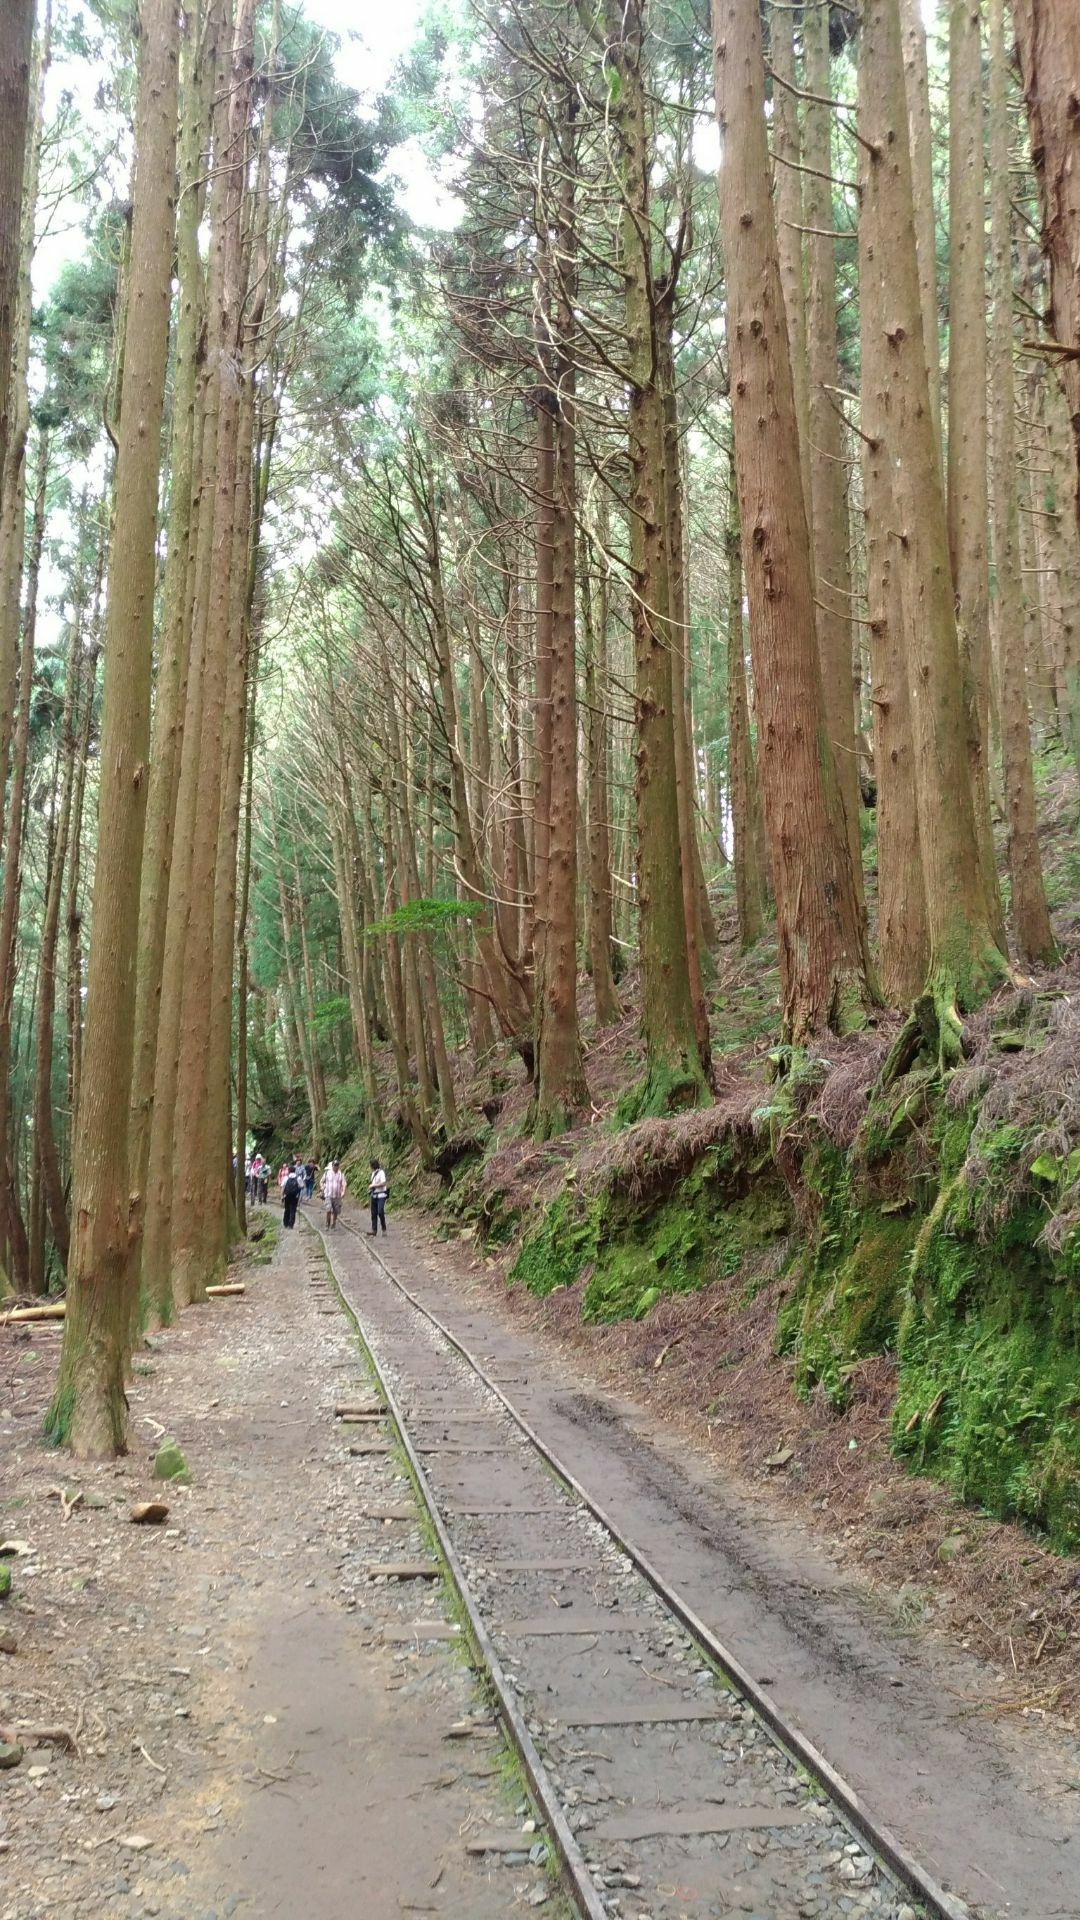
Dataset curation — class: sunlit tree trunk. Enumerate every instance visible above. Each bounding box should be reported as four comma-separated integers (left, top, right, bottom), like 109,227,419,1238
770,1,809,513
49,0,180,1455
580,507,620,1022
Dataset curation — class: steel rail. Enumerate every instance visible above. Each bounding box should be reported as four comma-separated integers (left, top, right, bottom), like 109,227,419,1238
333,1211,972,1920
309,1215,609,1920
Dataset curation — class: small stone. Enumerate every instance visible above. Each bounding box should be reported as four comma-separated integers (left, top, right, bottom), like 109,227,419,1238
938,1531,967,1564
131,1503,169,1526
0,1741,23,1768
0,1626,17,1654
0,1566,10,1600
27,1763,50,1779
119,1834,152,1852
96,1794,118,1811
897,1910,916,1920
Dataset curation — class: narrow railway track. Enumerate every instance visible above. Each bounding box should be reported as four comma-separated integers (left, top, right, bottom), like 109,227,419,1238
311,1210,972,1920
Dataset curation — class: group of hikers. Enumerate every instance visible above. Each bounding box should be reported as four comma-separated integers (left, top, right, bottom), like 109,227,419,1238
244,1150,389,1236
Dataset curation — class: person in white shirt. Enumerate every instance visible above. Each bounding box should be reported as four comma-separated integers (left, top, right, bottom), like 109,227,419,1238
322,1160,346,1228
368,1159,388,1236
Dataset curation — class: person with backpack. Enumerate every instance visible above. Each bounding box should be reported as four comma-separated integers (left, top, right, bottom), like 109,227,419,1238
368,1158,389,1235
282,1161,301,1229
322,1160,346,1228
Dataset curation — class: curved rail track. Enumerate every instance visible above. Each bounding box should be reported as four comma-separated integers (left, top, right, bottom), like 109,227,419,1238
310,1209,972,1920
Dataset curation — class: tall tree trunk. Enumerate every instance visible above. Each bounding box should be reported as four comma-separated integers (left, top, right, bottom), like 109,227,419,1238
169,0,255,1310
129,0,210,1292
611,0,707,1109
580,510,620,1022
714,0,874,1042
803,0,866,919
725,453,766,950
1013,0,1080,539
534,114,588,1137
770,1,810,515
49,0,180,1456
860,0,1007,1055
898,0,943,451
0,425,47,1287
0,0,33,494
988,0,1057,963
34,600,83,1276
858,96,930,1004
947,0,1003,945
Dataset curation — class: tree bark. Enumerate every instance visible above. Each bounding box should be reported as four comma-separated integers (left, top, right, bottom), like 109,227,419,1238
0,0,32,495
725,450,766,950
49,0,180,1456
988,0,1057,963
860,0,1007,1051
714,0,874,1043
611,0,707,1109
803,0,866,918
947,0,1003,946
1013,0,1080,540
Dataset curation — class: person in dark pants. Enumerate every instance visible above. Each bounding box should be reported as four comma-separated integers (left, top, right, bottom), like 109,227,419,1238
369,1158,388,1235
282,1163,301,1229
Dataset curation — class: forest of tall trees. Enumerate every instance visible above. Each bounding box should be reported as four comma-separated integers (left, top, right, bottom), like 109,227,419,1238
0,0,1079,1470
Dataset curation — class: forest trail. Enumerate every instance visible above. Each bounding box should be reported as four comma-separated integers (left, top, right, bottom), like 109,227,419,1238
0,1217,560,1920
323,1206,1080,1920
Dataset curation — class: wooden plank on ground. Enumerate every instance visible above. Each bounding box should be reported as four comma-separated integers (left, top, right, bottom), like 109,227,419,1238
595,1806,809,1843
464,1831,545,1856
499,1613,652,1638
561,1702,723,1728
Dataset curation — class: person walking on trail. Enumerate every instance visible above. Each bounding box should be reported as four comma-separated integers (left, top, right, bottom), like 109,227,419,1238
369,1158,388,1236
305,1159,316,1202
282,1162,301,1230
322,1160,346,1229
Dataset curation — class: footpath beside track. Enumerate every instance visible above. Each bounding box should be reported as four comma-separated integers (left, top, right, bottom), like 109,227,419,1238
311,1209,980,1920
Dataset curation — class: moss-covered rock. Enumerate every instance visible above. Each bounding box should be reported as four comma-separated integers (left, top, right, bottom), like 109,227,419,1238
153,1439,192,1485
0,1564,11,1600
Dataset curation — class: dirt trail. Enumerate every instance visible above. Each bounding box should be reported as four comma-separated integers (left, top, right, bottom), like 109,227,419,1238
337,1209,1080,1920
0,1215,563,1920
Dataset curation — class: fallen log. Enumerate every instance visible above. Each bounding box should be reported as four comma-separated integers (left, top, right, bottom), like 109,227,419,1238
0,1302,65,1325
205,1284,245,1298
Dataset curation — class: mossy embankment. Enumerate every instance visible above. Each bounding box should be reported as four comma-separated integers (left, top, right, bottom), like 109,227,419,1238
408,984,1080,1557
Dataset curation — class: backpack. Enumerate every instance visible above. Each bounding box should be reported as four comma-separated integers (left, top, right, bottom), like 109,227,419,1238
284,1174,300,1200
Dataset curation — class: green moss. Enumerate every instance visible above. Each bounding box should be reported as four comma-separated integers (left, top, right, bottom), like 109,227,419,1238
895,1178,1080,1552
153,1439,192,1485
42,1381,75,1448
510,1149,791,1326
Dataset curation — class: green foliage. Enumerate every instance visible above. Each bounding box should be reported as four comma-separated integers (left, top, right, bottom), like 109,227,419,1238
323,1076,370,1155
363,896,485,940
